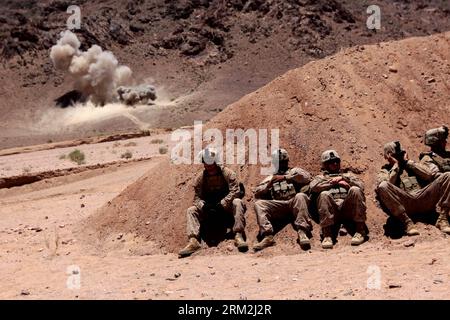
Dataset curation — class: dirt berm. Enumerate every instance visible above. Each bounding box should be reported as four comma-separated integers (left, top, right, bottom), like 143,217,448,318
83,32,450,255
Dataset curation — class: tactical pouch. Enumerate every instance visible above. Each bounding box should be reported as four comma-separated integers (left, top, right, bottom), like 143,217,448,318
329,187,348,200
271,181,296,200
400,176,420,194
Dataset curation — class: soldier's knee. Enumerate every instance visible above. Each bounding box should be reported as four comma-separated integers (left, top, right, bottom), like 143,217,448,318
318,191,332,201
254,200,264,210
232,198,245,211
440,172,450,182
295,192,308,199
376,181,389,193
348,186,363,195
294,192,308,202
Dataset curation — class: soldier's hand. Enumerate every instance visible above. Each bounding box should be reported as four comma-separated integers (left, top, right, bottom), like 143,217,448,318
268,175,285,187
338,180,351,189
273,175,285,182
330,176,342,184
396,151,408,166
403,152,409,162
387,154,398,166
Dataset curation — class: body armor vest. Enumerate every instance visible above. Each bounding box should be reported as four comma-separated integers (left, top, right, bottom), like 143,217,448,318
271,180,296,201
204,174,228,202
430,153,450,172
324,174,348,201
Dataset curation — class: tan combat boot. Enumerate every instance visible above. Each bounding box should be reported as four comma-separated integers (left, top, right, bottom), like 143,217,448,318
351,223,366,246
351,233,365,246
436,212,450,235
322,237,333,249
321,227,333,249
403,216,419,236
297,229,311,249
178,237,201,258
253,235,275,251
234,232,249,252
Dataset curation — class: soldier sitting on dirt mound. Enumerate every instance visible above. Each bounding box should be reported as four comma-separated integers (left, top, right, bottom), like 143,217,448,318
419,125,450,232
420,125,450,177
178,148,248,258
253,148,313,251
376,141,450,236
310,150,367,249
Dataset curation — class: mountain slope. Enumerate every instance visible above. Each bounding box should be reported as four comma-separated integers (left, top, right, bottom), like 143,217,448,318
1,0,450,148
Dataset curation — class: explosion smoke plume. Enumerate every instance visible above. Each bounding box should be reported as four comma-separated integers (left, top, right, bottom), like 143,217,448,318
50,30,133,105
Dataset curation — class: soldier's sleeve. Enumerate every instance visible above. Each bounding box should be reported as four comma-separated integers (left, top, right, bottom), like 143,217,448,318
193,173,205,210
343,173,365,191
380,163,400,185
285,167,312,186
405,160,434,182
254,176,272,199
310,175,332,193
419,155,441,179
220,167,240,208
376,168,390,186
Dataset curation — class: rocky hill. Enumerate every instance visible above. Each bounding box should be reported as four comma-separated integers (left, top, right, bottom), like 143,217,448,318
84,32,450,254
1,0,449,148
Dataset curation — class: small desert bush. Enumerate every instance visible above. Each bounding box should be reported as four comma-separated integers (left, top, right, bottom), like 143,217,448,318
22,166,31,174
68,149,85,165
121,150,133,159
151,139,164,144
124,141,137,147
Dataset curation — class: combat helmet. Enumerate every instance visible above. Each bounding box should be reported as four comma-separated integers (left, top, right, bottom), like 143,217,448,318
198,147,218,165
424,125,449,147
271,148,289,163
383,141,404,157
321,149,341,164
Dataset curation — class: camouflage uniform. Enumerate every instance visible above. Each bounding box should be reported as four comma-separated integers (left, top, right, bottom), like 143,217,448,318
420,151,450,178
254,167,312,236
418,125,450,233
419,125,450,178
376,160,450,220
186,166,246,239
310,172,366,229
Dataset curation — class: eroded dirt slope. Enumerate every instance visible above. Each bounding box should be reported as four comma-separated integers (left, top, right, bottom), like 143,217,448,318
85,32,450,254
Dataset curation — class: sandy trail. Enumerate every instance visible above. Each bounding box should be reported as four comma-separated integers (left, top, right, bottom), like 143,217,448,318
0,157,449,300
0,133,170,178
